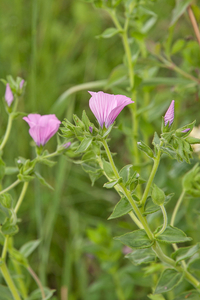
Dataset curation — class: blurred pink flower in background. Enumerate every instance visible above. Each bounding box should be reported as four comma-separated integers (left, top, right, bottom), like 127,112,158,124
20,79,25,89
164,100,174,126
23,114,61,146
89,91,133,128
5,83,14,106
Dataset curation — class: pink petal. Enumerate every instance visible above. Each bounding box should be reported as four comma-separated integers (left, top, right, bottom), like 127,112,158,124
24,114,61,146
5,84,14,106
89,91,133,128
164,100,174,126
23,114,41,128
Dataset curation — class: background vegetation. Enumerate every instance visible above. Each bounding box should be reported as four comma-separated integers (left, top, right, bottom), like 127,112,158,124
0,0,200,299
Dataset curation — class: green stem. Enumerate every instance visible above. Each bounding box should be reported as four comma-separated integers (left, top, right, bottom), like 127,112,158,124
27,265,45,299
0,114,13,152
12,260,28,299
14,182,29,214
102,139,154,240
155,205,168,237
0,179,21,195
2,235,9,260
0,263,22,300
159,56,200,84
170,190,185,227
140,149,161,208
102,139,200,290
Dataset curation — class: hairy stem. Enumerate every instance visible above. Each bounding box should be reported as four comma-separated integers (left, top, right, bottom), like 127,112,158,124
140,149,161,208
14,182,29,214
27,265,45,299
0,179,21,195
102,140,200,290
187,5,200,46
0,263,22,300
170,190,185,227
155,205,168,236
0,114,13,152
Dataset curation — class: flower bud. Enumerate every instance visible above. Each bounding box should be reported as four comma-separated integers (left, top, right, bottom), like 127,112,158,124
164,100,174,126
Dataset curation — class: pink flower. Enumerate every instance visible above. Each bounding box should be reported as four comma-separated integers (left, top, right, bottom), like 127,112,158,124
5,83,14,106
20,79,25,89
164,100,174,126
23,114,61,146
89,91,133,128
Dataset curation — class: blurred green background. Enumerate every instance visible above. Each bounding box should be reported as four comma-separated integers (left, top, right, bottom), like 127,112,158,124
0,0,200,299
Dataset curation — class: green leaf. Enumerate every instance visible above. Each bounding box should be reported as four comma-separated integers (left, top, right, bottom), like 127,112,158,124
152,184,165,206
114,229,154,249
1,223,18,236
137,141,154,158
102,123,115,138
126,248,156,265
35,172,54,190
143,197,160,216
9,248,28,267
102,159,115,179
155,226,192,244
170,0,192,26
75,137,93,154
20,240,41,258
97,27,119,39
0,193,13,209
171,243,200,264
152,132,160,153
18,174,34,182
186,136,200,144
119,164,133,184
0,285,13,300
0,158,5,180
38,158,57,167
174,290,200,300
27,288,55,300
108,197,132,220
154,269,183,294
171,39,185,54
103,178,121,189
73,114,85,128
81,110,91,128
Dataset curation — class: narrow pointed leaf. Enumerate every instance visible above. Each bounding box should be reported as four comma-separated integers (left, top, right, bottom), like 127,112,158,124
75,137,93,154
20,240,41,258
114,229,153,249
108,197,132,220
103,178,121,189
154,269,183,294
35,172,54,190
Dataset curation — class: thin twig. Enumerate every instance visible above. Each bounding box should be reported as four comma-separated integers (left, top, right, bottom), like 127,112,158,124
187,5,200,46
27,266,45,299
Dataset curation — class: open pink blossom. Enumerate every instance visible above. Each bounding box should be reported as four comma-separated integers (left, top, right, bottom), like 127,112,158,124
89,91,133,128
5,83,14,106
164,100,174,126
23,114,61,146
